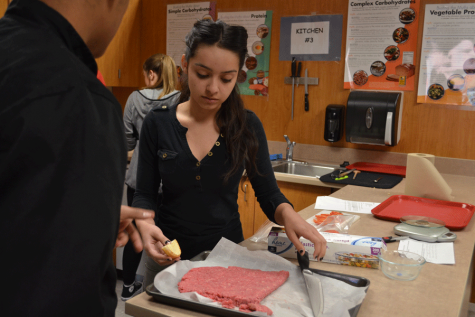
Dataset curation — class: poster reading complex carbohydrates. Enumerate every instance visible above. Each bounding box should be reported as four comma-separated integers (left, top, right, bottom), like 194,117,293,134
344,0,420,91
218,11,273,96
417,4,475,106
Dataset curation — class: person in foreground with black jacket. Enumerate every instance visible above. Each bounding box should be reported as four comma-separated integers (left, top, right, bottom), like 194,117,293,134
0,0,154,316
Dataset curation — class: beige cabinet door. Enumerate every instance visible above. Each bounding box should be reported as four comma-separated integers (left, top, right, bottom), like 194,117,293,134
96,0,142,87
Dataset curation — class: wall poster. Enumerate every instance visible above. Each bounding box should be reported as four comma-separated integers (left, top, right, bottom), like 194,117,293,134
344,0,420,91
167,2,217,70
218,11,273,96
417,4,475,107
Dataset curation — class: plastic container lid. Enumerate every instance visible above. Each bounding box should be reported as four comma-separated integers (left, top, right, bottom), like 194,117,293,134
400,215,446,228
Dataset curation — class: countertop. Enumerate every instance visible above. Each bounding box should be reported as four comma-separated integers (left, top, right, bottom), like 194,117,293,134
125,173,475,317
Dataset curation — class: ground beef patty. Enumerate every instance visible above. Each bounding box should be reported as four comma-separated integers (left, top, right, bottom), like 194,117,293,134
178,266,289,315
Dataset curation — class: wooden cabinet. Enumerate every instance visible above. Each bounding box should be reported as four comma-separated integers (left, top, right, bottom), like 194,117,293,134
96,0,142,87
277,181,332,216
139,0,166,64
1,0,9,17
238,178,333,239
237,179,256,240
253,181,333,232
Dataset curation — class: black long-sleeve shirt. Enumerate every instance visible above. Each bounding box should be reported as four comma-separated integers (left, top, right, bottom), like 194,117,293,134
0,1,127,316
133,104,290,259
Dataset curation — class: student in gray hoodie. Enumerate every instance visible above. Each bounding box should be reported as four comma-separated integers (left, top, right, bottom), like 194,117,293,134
121,53,180,300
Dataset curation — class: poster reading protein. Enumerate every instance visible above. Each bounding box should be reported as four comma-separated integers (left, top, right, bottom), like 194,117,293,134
344,0,420,91
218,11,272,96
167,2,216,67
417,4,475,106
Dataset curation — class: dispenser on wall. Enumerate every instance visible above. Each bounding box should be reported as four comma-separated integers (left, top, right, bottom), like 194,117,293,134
346,91,403,146
324,105,345,142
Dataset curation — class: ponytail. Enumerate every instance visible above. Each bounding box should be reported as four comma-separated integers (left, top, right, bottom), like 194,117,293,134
143,54,178,98
158,55,178,98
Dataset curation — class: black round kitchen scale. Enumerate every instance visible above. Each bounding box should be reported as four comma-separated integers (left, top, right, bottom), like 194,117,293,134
394,216,457,242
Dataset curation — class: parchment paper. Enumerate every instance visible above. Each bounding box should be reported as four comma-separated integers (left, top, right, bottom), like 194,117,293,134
155,238,368,317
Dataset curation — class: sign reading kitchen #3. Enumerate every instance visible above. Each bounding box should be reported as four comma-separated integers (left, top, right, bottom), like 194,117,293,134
291,22,330,55
279,15,343,61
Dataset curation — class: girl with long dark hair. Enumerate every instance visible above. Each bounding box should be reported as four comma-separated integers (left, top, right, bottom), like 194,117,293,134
133,20,326,287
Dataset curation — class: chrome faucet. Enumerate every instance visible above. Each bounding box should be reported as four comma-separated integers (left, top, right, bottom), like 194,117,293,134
284,135,296,161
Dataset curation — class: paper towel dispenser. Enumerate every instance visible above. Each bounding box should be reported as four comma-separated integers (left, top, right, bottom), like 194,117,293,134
346,91,402,146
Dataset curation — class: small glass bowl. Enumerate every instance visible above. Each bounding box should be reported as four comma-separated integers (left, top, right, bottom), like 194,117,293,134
378,250,426,281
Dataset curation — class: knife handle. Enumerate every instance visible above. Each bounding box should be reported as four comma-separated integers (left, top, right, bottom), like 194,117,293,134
305,93,309,111
297,250,310,270
383,236,396,243
291,57,296,77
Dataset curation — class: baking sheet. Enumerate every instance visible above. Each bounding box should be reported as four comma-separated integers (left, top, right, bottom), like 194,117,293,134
154,238,368,317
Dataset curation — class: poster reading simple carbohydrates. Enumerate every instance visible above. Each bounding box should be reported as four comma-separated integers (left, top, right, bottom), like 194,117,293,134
167,2,216,68
344,0,420,91
218,11,273,96
417,4,475,106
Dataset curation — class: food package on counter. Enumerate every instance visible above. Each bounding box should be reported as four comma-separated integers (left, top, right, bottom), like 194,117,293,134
268,228,386,269
395,63,415,78
308,210,360,234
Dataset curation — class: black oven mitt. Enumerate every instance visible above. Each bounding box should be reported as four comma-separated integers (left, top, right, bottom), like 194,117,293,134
319,170,403,189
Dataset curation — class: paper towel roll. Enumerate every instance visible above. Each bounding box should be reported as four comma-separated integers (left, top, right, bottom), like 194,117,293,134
404,153,453,201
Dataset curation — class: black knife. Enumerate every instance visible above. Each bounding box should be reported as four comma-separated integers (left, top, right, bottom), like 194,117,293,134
296,61,302,87
291,57,296,120
304,68,309,111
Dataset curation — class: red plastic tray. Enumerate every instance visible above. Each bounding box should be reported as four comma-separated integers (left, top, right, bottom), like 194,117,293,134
371,195,475,230
346,162,406,177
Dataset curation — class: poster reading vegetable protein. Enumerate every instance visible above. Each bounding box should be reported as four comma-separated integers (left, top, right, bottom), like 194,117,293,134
218,11,272,96
344,0,420,91
167,2,216,68
417,4,475,106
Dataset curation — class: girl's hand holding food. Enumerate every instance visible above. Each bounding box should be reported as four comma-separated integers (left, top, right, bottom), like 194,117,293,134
135,218,181,265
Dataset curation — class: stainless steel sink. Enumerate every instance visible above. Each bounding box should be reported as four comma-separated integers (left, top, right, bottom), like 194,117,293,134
272,161,340,178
